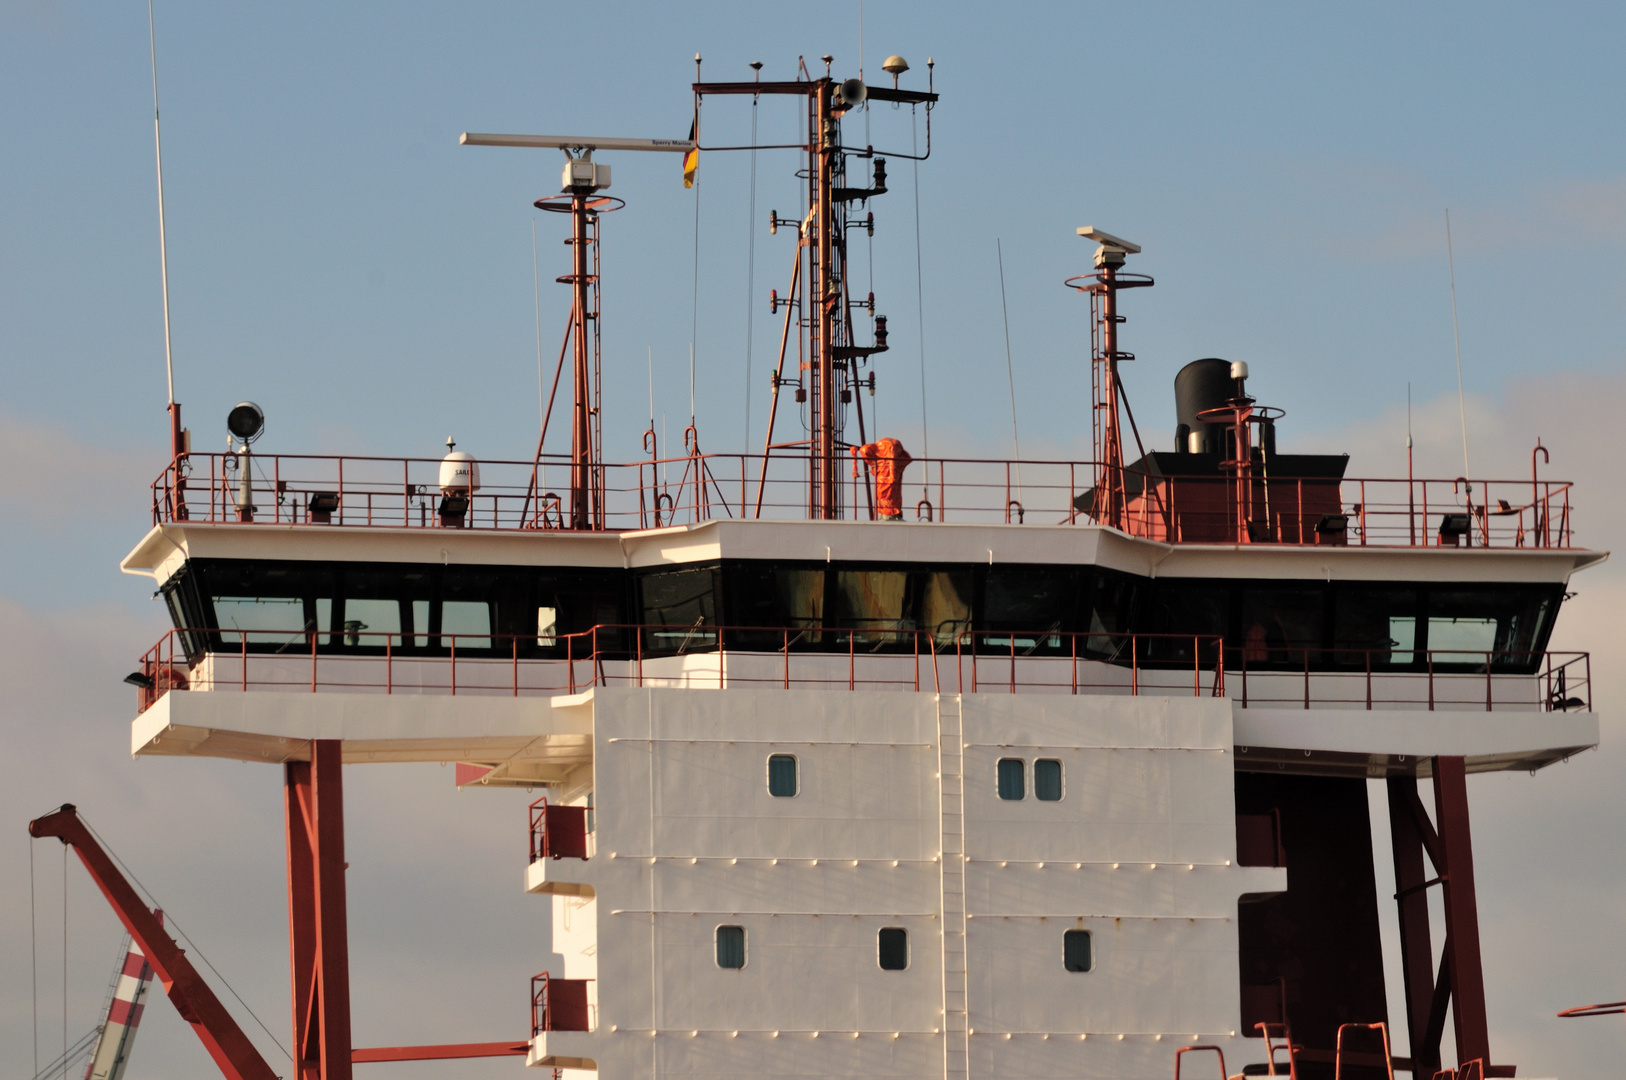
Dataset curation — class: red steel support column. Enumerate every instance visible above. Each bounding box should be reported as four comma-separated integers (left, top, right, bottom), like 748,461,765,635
286,740,353,1080
1432,755,1491,1069
286,761,318,1080
1386,776,1441,1077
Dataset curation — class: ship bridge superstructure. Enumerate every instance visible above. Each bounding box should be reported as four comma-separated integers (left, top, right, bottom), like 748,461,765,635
100,51,1612,1080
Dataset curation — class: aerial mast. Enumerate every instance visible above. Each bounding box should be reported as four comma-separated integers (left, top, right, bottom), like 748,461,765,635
1068,227,1153,531
459,132,692,529
695,55,936,519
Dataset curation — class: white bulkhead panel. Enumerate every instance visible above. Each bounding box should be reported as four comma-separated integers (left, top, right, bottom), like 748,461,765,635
530,688,1283,1080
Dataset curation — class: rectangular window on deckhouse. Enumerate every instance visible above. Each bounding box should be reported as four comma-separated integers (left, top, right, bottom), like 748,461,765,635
767,755,798,797
716,925,746,969
997,758,1025,800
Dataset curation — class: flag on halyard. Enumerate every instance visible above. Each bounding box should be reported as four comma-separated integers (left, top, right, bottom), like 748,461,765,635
683,118,699,188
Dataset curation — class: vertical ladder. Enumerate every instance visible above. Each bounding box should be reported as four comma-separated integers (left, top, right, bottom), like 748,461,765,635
936,693,969,1080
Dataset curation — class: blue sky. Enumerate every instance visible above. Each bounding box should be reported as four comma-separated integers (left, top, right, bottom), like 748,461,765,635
2,3,1624,1078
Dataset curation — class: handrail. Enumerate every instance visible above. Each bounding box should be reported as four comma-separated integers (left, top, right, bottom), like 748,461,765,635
130,624,1589,716
148,450,1581,549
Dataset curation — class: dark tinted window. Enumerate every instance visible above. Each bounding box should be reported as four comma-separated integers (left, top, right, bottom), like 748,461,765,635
1034,759,1062,801
725,564,825,648
767,754,798,797
982,567,1079,652
1143,581,1231,663
1064,929,1093,972
1426,587,1557,668
1083,570,1140,659
640,567,719,652
997,758,1025,800
716,925,746,969
1237,586,1324,667
1334,587,1418,667
878,927,908,970
832,569,971,648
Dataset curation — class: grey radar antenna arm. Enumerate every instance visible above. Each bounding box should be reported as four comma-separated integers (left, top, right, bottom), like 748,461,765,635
459,133,696,195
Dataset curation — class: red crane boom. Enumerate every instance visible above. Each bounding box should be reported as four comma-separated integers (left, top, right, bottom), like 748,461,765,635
29,804,279,1080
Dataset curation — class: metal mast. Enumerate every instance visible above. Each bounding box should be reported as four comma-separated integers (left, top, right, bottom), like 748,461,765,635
1068,228,1152,531
460,132,690,529
696,59,935,519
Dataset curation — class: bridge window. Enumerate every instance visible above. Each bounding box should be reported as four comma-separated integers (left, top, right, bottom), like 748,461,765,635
878,927,908,970
997,758,1025,800
767,755,798,797
1334,587,1418,667
716,925,746,969
1064,929,1093,972
1238,587,1324,667
212,595,309,646
640,567,719,653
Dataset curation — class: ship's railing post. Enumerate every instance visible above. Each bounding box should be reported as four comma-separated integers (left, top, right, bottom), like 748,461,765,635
512,635,519,697
1303,649,1310,709
1193,636,1199,697
310,623,317,692
1365,650,1372,710
1131,636,1138,696
1485,651,1493,712
241,631,248,692
387,636,393,695
450,635,457,696
1427,651,1435,710
1071,634,1078,695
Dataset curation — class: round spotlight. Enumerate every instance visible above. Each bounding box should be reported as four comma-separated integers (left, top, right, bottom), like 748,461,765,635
226,401,265,443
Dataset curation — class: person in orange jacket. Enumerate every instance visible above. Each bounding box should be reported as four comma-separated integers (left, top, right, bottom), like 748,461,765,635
854,438,913,521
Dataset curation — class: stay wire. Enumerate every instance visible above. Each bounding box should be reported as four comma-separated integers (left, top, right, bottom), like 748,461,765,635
1445,209,1471,484
910,106,930,492
996,239,1023,497
77,814,293,1062
744,91,758,452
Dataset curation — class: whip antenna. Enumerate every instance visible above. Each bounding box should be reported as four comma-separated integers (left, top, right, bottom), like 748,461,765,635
147,0,181,458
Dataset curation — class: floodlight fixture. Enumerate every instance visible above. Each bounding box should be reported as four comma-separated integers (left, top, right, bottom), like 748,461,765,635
226,401,265,443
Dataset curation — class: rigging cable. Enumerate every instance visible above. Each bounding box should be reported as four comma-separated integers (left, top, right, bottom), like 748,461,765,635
77,814,292,1062
533,219,546,490
744,82,758,452
910,105,930,497
997,239,1023,497
1445,209,1471,484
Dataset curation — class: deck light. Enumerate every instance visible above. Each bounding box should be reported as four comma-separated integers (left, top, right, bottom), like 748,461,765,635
123,671,155,689
226,401,265,443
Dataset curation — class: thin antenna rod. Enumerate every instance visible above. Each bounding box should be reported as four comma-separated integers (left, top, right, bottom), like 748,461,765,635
996,239,1022,493
1445,209,1471,481
744,73,759,452
147,0,175,407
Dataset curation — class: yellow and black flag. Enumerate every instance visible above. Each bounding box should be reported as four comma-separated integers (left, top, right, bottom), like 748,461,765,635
682,119,699,188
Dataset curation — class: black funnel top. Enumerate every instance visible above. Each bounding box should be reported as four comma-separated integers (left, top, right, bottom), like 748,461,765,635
1174,358,1234,454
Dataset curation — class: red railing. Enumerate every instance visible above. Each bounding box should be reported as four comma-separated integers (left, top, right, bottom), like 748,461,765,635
131,625,1589,716
528,797,588,862
529,973,591,1036
150,451,1578,549
1233,649,1590,713
132,626,1224,707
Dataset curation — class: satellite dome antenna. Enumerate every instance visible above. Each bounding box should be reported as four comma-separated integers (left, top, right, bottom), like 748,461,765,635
882,54,909,89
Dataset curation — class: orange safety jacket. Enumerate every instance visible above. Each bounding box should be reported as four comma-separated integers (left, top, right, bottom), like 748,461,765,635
854,438,914,518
